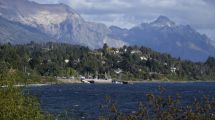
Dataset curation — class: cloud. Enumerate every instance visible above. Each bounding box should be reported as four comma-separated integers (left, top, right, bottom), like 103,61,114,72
203,0,215,5
30,0,215,40
30,0,59,4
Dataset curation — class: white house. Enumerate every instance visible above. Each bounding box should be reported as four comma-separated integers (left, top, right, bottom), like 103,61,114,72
140,56,148,61
170,67,177,73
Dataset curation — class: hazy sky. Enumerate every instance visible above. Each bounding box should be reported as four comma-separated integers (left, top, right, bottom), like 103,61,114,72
31,0,215,41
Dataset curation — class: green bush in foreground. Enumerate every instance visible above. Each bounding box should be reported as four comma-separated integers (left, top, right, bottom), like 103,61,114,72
0,87,42,120
0,69,53,120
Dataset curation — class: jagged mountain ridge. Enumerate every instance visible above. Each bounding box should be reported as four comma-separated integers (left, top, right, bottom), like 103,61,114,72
0,0,126,48
109,16,215,61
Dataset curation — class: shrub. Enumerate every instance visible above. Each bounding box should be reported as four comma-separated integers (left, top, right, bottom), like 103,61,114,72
99,88,215,120
0,69,52,120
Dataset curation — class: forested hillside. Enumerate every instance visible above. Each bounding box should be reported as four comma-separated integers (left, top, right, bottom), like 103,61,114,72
0,42,215,82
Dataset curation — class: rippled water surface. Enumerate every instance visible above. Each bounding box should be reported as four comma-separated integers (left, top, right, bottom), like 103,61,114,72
26,82,215,119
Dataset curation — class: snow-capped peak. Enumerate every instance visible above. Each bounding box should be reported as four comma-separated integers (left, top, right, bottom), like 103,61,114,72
151,16,176,27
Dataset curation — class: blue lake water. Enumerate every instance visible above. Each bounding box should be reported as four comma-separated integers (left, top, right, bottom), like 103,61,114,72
26,82,215,119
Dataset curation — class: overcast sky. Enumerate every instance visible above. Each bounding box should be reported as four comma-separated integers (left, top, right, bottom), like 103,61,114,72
31,0,215,41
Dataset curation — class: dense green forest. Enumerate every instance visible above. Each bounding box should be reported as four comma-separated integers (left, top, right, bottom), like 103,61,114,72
0,42,215,83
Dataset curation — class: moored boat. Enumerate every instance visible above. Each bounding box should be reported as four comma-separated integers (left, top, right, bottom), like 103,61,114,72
112,80,129,84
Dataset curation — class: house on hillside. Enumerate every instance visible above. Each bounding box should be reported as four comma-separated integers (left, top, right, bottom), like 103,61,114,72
140,56,148,61
170,67,177,73
131,50,142,54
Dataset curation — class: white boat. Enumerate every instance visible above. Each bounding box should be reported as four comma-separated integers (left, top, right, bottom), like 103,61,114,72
81,72,112,84
81,78,112,84
81,79,94,84
112,80,128,84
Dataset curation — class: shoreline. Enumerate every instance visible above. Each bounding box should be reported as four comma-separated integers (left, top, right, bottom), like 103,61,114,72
1,83,54,88
1,80,215,88
128,80,215,84
31,80,215,85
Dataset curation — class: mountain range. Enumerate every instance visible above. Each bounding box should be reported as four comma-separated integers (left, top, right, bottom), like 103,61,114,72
109,16,215,61
0,0,126,48
0,0,215,61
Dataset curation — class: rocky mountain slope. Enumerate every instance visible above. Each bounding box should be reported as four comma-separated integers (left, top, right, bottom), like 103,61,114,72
0,0,126,48
0,16,53,44
109,16,215,61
